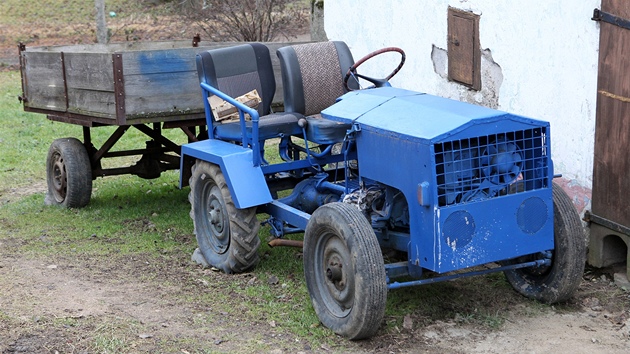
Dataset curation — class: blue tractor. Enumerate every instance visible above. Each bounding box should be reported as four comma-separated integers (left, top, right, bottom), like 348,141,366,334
179,42,586,339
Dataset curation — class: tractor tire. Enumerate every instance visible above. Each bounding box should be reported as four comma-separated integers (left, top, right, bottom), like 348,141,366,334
45,138,92,208
303,202,387,340
189,160,260,273
504,182,586,303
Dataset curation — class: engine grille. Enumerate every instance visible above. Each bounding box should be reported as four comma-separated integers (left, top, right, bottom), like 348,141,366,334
434,128,549,207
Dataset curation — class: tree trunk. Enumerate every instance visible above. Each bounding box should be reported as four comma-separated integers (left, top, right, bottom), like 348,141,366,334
95,0,107,43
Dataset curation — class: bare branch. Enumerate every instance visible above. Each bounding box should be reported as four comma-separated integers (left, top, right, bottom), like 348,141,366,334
177,0,307,42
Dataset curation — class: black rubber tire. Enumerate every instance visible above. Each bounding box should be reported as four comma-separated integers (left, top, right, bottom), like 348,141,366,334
189,160,260,273
303,202,387,340
45,138,92,208
504,182,586,303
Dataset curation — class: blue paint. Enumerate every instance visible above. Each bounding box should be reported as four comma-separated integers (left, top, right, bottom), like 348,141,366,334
182,77,556,282
180,139,271,209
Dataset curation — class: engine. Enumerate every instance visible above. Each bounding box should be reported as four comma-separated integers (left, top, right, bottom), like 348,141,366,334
435,130,548,207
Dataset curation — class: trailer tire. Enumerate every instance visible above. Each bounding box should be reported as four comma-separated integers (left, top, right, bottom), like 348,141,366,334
189,161,260,273
504,182,586,303
304,202,387,340
45,138,92,208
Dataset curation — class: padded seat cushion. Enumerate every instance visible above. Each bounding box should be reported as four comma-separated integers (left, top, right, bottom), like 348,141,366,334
214,112,304,141
305,116,351,144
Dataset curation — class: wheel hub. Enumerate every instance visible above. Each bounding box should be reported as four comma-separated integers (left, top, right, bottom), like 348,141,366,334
51,153,67,201
326,261,343,283
321,239,353,312
202,185,229,254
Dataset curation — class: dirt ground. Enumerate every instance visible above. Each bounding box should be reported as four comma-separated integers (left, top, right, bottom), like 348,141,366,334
1,185,629,353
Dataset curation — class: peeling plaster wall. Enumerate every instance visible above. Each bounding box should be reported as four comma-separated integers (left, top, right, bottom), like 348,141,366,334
325,0,600,210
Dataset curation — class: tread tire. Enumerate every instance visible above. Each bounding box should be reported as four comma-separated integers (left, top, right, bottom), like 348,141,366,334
45,138,92,208
504,182,586,303
303,202,387,340
189,160,260,273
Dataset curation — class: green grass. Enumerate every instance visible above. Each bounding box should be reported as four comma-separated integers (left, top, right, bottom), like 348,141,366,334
0,0,151,26
0,0,176,46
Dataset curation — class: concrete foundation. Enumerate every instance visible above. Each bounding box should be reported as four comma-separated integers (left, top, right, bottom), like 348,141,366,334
588,223,630,281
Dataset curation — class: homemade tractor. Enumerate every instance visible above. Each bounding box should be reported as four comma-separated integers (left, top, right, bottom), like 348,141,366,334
180,41,585,340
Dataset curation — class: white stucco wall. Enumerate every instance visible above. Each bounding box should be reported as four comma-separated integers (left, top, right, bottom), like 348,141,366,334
325,0,600,198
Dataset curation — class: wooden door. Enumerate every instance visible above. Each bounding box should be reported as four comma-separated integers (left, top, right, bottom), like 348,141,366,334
591,0,630,232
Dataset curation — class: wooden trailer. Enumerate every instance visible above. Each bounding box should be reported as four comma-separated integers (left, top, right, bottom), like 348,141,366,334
18,39,291,207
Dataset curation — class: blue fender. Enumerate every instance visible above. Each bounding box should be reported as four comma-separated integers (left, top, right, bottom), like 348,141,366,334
180,139,272,209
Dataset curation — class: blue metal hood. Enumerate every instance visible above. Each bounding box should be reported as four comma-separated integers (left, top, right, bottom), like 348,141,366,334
322,87,547,143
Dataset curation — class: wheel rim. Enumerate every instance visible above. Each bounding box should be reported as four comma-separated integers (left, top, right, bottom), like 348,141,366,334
314,230,354,318
200,181,230,254
50,151,67,202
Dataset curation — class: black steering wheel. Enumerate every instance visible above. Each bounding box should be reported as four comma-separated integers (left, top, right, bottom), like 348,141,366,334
343,47,406,91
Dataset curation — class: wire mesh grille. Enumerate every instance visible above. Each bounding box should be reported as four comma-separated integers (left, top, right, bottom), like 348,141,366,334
434,128,549,207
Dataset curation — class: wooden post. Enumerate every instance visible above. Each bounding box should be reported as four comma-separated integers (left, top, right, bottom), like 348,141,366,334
95,0,107,44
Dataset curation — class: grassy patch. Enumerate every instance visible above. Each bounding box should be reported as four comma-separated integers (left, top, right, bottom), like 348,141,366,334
0,0,156,44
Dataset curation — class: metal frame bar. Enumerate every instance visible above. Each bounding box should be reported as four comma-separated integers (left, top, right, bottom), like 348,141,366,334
386,258,551,290
199,82,262,166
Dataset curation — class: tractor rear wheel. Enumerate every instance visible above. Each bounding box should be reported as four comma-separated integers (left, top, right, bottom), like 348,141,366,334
303,202,387,340
189,161,260,273
45,138,92,208
504,182,586,303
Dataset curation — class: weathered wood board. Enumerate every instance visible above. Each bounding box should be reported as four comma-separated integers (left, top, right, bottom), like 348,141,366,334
20,40,297,126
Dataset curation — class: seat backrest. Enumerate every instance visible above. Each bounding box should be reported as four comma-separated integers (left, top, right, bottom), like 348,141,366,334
196,43,275,117
277,41,357,117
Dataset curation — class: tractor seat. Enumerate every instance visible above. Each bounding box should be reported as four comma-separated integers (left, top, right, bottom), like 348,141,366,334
196,43,303,143
277,41,357,145
214,112,304,142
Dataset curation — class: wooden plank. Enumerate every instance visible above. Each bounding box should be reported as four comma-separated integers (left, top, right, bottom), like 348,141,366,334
123,71,203,118
121,48,200,75
21,40,307,124
66,88,116,119
24,40,205,54
447,8,480,90
21,51,66,111
64,52,114,92
591,0,630,228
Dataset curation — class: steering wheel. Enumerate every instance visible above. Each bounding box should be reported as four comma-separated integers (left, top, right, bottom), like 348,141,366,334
343,47,406,91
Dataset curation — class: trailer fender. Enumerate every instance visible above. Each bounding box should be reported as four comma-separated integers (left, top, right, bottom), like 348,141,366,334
179,139,272,209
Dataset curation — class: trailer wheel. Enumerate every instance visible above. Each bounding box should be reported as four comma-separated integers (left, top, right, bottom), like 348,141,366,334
45,138,92,208
189,161,260,273
504,182,586,303
304,202,387,340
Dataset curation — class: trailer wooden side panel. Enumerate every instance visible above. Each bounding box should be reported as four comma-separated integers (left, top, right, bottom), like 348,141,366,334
64,52,116,120
21,51,66,111
20,40,307,126
121,48,205,121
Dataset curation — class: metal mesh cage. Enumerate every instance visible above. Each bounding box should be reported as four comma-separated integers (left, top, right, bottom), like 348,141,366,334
434,128,549,207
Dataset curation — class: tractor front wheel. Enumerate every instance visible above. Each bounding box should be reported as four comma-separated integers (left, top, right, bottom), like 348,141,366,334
189,161,260,273
303,202,387,340
504,182,586,303
45,138,92,208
